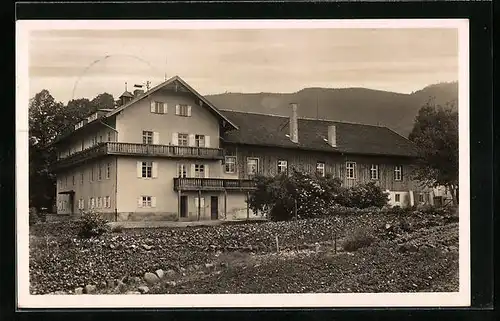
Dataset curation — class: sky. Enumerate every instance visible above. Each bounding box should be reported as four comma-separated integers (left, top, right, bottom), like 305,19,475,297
29,27,459,104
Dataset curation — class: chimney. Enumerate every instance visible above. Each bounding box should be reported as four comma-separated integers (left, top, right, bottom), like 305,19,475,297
289,103,299,143
328,125,337,147
133,89,144,97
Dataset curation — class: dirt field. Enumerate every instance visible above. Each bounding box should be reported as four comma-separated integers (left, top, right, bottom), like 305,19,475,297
29,211,459,295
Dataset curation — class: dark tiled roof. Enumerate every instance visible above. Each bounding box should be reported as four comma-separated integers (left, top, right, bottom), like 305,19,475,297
120,91,134,98
220,110,418,157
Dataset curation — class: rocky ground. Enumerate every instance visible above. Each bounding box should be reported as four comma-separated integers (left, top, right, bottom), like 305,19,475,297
29,210,459,295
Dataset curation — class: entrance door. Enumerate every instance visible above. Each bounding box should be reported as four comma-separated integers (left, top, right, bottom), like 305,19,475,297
180,196,188,218
210,196,218,220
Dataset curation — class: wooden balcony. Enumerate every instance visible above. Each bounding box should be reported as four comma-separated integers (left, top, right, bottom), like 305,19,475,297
53,142,224,170
174,177,257,192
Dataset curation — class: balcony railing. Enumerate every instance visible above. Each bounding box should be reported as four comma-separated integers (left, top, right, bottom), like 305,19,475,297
174,177,257,191
54,142,224,170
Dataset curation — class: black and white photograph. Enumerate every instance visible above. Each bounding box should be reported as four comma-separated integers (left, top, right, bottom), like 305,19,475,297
16,19,470,308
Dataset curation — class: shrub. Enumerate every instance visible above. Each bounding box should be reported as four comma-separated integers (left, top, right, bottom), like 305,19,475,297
343,228,376,252
340,182,389,209
77,210,110,238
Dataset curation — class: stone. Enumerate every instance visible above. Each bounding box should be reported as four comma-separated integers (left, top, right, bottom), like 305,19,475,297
144,272,160,285
165,269,176,278
205,263,214,269
107,279,116,289
54,291,66,295
166,281,176,287
137,286,150,294
193,265,200,270
126,291,141,295
84,284,97,294
142,244,153,250
155,269,165,279
100,281,107,289
75,287,84,295
115,280,127,293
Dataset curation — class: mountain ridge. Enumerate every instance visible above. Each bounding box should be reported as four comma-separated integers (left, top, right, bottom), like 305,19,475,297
206,82,458,137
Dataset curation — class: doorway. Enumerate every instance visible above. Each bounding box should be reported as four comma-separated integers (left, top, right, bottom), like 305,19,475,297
180,196,188,218
210,196,218,220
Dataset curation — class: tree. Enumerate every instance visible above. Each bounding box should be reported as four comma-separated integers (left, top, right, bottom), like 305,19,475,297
29,90,65,209
91,93,115,110
408,101,459,205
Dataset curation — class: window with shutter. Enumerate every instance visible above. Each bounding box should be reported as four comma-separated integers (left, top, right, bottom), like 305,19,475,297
195,134,205,147
142,131,153,144
178,133,189,146
195,164,205,178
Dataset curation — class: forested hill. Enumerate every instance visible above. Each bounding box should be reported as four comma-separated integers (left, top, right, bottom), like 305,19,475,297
206,82,458,137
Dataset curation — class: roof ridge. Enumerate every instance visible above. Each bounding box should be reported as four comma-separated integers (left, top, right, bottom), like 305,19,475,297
219,109,289,118
220,109,388,128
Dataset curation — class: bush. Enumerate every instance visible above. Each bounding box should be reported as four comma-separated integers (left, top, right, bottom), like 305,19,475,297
343,228,376,252
77,210,110,238
340,182,389,209
110,224,124,233
248,170,390,221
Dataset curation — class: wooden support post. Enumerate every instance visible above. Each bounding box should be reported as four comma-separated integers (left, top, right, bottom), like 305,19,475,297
198,189,201,221
246,191,250,220
178,189,181,221
224,189,227,220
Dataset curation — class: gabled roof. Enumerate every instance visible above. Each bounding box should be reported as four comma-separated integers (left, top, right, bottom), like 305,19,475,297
53,76,239,145
106,75,238,129
220,110,418,158
119,91,134,98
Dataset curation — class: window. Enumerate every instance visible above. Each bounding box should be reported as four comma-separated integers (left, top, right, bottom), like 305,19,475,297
90,197,95,209
277,160,288,174
65,176,68,187
106,163,111,179
370,164,379,180
142,131,153,144
395,193,401,202
98,164,103,180
346,162,356,179
195,134,205,147
97,197,102,208
152,101,166,114
225,156,236,173
195,164,205,178
178,133,189,146
91,166,95,181
99,135,103,143
247,158,259,176
394,165,402,181
81,140,85,150
142,196,152,207
418,193,425,203
72,175,75,186
105,196,111,208
80,173,84,184
177,164,188,178
141,161,153,178
107,131,112,142
78,199,84,210
316,162,325,177
176,104,190,116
